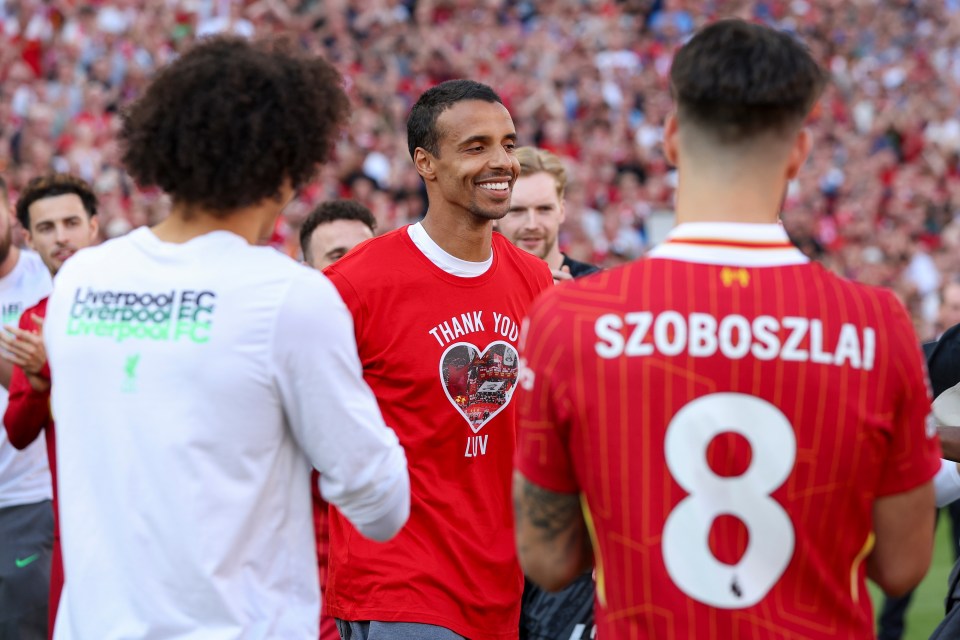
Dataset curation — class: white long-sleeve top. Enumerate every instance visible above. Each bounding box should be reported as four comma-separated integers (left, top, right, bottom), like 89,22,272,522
46,228,409,640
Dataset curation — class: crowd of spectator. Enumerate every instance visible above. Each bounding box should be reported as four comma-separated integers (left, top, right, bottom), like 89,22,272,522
2,0,960,339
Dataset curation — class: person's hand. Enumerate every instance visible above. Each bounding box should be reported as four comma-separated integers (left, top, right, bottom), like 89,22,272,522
0,314,48,380
552,265,573,284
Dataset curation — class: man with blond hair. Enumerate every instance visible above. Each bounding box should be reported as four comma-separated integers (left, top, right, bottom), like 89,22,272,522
499,147,598,283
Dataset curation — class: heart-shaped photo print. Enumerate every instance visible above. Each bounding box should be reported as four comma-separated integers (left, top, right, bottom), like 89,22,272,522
439,340,520,433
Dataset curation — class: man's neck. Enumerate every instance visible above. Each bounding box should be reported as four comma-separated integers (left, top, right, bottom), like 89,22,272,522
153,204,273,245
545,246,564,270
674,178,784,226
420,210,493,262
0,246,21,280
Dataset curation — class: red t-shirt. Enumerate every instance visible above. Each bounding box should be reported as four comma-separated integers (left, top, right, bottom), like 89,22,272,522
324,227,552,639
516,224,941,640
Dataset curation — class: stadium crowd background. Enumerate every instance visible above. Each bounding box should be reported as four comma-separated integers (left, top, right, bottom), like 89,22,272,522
1,0,959,339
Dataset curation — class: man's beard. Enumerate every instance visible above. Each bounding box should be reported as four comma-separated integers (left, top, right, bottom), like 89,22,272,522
467,198,509,222
536,235,558,260
0,224,14,266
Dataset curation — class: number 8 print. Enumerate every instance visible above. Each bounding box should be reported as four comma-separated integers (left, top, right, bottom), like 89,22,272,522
662,393,797,608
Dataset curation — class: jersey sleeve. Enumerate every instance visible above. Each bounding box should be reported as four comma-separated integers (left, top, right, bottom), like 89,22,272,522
3,307,52,450
323,265,366,343
516,290,580,494
876,292,941,497
271,271,409,542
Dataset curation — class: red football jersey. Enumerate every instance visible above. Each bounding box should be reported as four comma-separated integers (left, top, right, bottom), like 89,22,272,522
325,227,553,639
517,223,940,640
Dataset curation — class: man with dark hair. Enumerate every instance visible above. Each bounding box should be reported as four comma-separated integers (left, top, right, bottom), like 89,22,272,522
42,36,410,639
499,146,599,284
2,173,99,639
300,199,376,269
515,19,939,639
0,174,55,640
325,79,553,640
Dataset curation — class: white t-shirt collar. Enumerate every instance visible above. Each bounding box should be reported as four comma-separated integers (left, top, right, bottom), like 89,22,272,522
407,222,492,278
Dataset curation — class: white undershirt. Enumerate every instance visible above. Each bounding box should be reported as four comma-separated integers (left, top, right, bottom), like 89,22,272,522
407,222,492,277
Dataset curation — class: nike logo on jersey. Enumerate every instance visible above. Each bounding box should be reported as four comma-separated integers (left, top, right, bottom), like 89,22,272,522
15,553,39,568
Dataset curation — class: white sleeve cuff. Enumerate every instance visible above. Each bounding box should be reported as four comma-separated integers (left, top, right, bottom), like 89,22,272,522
935,458,960,508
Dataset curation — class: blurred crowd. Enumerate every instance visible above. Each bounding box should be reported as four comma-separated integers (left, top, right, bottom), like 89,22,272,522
2,0,960,338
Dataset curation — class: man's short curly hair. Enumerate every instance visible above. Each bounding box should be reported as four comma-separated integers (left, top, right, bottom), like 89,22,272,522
16,173,98,230
121,36,350,214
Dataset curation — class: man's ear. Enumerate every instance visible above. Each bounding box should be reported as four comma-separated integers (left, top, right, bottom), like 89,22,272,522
785,128,813,181
414,147,438,182
88,215,100,241
23,229,34,251
663,112,679,167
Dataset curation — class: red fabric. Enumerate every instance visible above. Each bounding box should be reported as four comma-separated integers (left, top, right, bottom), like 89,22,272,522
311,472,338,640
2,298,61,638
323,228,552,640
517,259,941,640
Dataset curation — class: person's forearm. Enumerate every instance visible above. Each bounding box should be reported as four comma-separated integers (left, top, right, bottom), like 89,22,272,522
0,357,13,390
513,472,593,592
939,426,960,462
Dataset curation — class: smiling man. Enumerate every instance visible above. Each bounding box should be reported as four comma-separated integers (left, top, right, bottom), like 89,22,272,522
499,147,599,283
2,173,99,639
324,79,552,640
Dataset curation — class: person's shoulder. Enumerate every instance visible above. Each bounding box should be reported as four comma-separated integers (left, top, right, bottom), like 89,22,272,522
324,227,409,278
532,261,630,316
18,249,47,272
493,232,542,267
53,231,145,279
806,262,902,310
13,249,52,288
492,233,552,281
322,227,414,296
277,262,347,313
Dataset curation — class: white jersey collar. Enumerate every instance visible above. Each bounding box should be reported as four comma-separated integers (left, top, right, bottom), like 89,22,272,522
647,222,809,267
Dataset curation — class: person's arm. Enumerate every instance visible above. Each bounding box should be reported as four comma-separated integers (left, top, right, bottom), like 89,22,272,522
869,482,935,596
2,310,52,448
514,288,592,590
513,471,593,591
0,356,12,390
3,362,50,449
273,272,409,542
868,293,942,596
939,426,960,462
0,314,50,393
